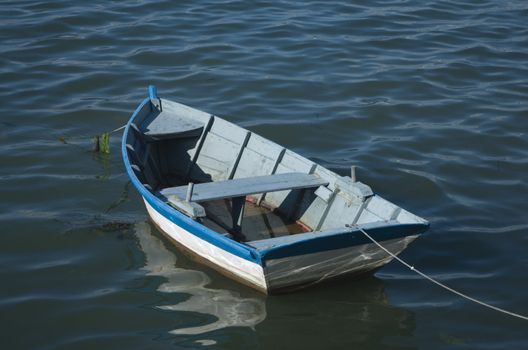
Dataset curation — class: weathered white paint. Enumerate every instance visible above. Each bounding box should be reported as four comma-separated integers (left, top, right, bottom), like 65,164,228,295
143,198,267,291
144,196,418,293
264,235,418,291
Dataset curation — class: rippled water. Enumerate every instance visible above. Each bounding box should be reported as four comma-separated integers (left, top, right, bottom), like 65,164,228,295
1,0,527,348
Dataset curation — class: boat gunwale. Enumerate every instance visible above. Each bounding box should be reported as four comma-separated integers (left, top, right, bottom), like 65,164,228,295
253,221,428,260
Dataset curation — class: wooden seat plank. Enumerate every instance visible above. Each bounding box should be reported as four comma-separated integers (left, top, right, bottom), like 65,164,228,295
141,110,205,140
159,172,329,203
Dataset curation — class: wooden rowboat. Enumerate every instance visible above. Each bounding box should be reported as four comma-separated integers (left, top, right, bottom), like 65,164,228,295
122,86,429,293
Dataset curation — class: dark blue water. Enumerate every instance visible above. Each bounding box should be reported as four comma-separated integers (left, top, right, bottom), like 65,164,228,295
1,1,527,348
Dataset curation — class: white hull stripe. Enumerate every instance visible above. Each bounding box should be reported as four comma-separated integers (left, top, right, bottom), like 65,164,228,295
144,198,267,291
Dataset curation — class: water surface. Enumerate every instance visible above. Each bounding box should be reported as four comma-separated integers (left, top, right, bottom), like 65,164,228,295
1,0,527,349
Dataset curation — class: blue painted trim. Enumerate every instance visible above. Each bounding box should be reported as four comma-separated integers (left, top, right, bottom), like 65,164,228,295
259,222,428,260
148,85,158,100
122,91,263,265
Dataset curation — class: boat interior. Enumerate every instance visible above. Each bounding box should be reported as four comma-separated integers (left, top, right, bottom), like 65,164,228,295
124,98,425,243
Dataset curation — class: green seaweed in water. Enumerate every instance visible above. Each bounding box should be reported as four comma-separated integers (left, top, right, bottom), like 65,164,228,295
93,133,111,154
100,132,110,154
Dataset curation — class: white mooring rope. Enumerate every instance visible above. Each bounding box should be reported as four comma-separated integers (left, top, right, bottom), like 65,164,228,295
356,225,528,321
111,124,126,134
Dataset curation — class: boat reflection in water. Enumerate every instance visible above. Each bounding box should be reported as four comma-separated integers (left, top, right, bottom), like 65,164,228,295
134,222,266,335
134,221,415,346
259,277,416,348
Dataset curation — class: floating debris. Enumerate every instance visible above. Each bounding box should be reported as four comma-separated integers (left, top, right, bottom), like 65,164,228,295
105,181,132,213
101,221,134,232
93,135,100,152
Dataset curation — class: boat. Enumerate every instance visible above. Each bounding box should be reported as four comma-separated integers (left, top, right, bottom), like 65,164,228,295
122,86,429,294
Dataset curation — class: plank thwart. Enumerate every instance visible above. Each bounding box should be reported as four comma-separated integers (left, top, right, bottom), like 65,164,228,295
159,172,329,203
